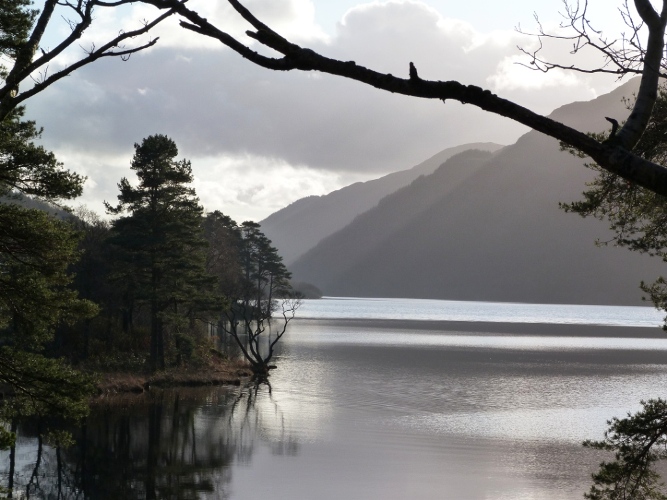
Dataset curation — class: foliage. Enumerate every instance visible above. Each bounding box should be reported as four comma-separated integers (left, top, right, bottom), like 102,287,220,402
0,111,98,449
0,348,96,422
291,281,323,299
0,110,97,342
561,87,667,325
60,207,116,359
0,0,35,62
0,107,84,200
203,210,243,299
203,214,298,377
238,220,292,315
584,399,667,500
560,88,667,498
0,204,96,343
106,134,216,371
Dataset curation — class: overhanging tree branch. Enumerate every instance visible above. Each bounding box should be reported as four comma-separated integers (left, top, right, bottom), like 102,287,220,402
616,0,667,148
141,0,667,197
0,0,179,120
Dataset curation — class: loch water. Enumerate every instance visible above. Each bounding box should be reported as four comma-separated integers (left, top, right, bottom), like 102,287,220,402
3,297,667,499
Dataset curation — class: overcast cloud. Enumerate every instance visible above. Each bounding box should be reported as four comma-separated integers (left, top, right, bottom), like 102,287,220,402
26,0,627,222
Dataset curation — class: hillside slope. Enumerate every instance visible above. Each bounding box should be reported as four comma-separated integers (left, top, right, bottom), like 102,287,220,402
260,142,503,264
289,79,661,305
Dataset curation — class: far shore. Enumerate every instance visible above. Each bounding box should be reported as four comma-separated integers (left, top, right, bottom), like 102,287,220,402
293,317,666,338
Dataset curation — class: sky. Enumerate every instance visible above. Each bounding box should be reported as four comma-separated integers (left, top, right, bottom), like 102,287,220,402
24,0,637,223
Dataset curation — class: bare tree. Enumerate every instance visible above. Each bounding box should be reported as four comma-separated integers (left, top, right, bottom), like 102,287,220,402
0,0,178,120
136,0,667,197
222,296,300,379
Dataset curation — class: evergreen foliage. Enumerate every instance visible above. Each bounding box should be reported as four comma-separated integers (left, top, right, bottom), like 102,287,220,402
0,110,97,449
584,399,667,500
106,135,216,371
0,107,84,200
203,210,243,300
203,214,298,378
238,220,292,316
0,0,97,447
65,207,113,359
0,204,95,342
562,87,667,499
561,87,667,324
0,0,35,62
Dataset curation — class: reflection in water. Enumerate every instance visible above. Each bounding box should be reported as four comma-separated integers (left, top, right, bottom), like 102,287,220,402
5,301,667,499
0,383,298,499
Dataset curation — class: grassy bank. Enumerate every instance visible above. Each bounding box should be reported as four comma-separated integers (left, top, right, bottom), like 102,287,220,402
93,357,252,396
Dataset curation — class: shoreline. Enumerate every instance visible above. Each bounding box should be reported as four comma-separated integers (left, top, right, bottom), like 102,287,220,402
293,317,666,338
90,318,667,396
93,360,252,396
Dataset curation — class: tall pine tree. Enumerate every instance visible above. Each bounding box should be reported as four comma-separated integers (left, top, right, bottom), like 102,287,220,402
106,135,214,371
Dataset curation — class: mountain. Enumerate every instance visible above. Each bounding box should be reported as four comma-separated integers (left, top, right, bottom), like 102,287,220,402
288,78,663,305
259,142,503,265
1,194,71,219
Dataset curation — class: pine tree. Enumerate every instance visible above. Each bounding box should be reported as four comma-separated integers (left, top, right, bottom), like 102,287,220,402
202,210,243,299
206,216,297,378
562,88,667,498
0,109,97,448
106,135,215,371
561,87,667,324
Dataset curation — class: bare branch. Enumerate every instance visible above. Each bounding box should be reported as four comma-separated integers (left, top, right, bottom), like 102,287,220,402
0,0,177,120
140,0,667,198
516,0,667,148
616,1,667,148
516,1,661,79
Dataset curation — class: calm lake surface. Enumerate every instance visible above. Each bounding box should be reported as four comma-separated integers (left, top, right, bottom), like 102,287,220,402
4,297,667,499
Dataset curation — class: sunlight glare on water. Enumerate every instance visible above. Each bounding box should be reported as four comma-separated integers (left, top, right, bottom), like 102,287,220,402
289,326,667,350
298,297,665,327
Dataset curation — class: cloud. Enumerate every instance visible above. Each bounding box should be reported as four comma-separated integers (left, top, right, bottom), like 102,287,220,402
27,1,626,221
192,154,342,223
54,145,347,224
488,54,582,91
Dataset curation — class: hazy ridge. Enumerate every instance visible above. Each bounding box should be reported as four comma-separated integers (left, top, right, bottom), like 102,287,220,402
283,79,666,305
260,142,503,264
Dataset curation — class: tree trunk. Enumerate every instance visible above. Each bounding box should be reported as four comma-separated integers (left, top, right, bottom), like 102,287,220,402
150,298,159,372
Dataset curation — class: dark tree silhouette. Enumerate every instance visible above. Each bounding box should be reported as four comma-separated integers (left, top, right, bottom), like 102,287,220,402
203,214,298,378
0,0,177,120
7,2,667,197
106,135,215,372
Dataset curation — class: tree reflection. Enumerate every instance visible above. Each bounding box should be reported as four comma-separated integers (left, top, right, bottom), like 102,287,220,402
0,383,298,499
220,381,299,461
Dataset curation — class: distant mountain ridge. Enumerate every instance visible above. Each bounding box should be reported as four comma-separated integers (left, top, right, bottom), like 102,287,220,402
286,78,664,306
260,142,503,264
